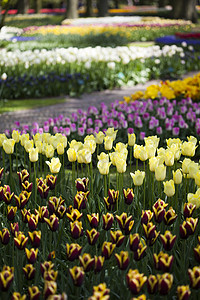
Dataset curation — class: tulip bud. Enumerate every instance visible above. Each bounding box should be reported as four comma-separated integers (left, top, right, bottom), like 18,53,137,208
141,210,153,225
79,253,95,272
128,133,136,147
164,207,177,225
46,157,61,174
3,139,15,154
28,286,40,300
110,230,125,247
123,188,134,205
129,233,140,252
183,203,196,218
177,285,191,300
29,148,39,162
102,213,114,231
102,242,116,260
66,243,82,261
44,214,59,232
25,248,38,264
87,213,99,228
188,266,200,289
116,212,134,235
160,230,176,251
155,164,166,181
153,251,174,272
0,228,10,245
28,231,41,248
94,256,104,273
86,229,99,245
134,241,147,261
115,251,129,270
130,170,145,186
172,169,182,184
126,269,147,294
69,266,84,286
23,264,36,280
27,214,39,231
147,275,158,294
163,180,175,197
46,174,57,190
43,281,57,299
0,266,14,291
57,143,64,155
14,231,29,250
157,273,173,295
70,221,83,239
73,176,86,193
7,206,17,221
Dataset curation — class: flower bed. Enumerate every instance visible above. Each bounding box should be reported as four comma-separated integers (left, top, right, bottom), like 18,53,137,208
156,35,200,47
128,72,200,102
0,127,200,299
0,44,199,99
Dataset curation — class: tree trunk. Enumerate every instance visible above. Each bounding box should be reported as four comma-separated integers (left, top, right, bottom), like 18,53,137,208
17,0,29,14
86,0,94,17
35,0,42,13
97,0,108,17
66,0,78,19
171,0,198,23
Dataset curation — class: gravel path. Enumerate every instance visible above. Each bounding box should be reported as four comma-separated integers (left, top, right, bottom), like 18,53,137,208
0,71,199,133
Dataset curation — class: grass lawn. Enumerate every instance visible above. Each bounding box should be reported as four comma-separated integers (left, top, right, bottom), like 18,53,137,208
0,97,67,113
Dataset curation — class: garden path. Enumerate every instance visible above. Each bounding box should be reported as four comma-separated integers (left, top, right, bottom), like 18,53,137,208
0,71,199,133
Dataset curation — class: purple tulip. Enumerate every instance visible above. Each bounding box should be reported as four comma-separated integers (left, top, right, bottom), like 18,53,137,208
172,127,180,136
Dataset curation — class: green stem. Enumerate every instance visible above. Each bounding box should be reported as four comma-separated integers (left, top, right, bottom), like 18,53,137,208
143,161,146,209
34,162,37,206
136,158,138,171
90,161,93,198
104,175,107,198
2,150,5,182
129,146,132,170
72,162,76,196
40,154,43,177
16,143,18,172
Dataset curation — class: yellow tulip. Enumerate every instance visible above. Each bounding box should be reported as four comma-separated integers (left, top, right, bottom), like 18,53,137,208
149,157,159,172
188,189,200,208
67,148,76,162
12,130,20,143
35,141,43,153
69,140,83,152
115,154,127,173
172,169,182,184
128,133,136,147
46,157,61,174
166,138,182,148
194,171,200,186
104,136,113,151
104,128,118,140
29,148,39,162
20,133,29,146
187,135,197,145
45,144,54,158
145,144,157,159
163,180,175,197
130,170,145,186
42,133,51,143
33,133,43,143
181,141,197,157
57,143,64,155
169,143,181,161
3,139,15,154
95,131,105,144
24,140,34,153
133,144,141,159
188,161,199,179
97,160,111,175
49,136,60,149
0,134,7,147
97,152,109,162
182,158,192,174
164,150,174,167
59,135,67,148
84,140,96,154
155,164,166,181
144,135,160,148
77,149,91,164
138,146,148,162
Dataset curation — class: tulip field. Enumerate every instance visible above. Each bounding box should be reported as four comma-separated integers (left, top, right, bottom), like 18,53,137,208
1,14,200,300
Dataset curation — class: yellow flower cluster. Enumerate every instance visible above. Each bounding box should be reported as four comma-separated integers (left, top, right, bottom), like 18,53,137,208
124,73,200,103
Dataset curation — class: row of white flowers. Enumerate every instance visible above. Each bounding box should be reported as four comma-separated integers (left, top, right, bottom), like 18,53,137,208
0,44,184,68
